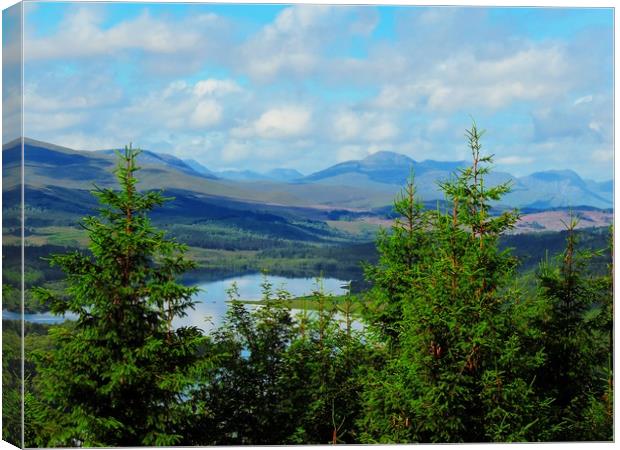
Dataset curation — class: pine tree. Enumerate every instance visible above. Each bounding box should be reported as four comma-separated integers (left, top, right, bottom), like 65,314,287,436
535,218,613,440
363,171,429,348
27,146,207,447
360,123,549,443
357,173,432,443
284,280,367,444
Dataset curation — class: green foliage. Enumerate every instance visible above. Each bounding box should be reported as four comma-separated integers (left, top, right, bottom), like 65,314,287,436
533,220,613,440
2,317,23,447
26,146,209,447
359,123,551,442
186,277,368,445
189,275,296,444
284,281,368,444
362,171,429,347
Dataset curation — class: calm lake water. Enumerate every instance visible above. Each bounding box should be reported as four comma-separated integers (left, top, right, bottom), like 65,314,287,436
176,273,348,331
6,273,348,332
3,310,78,323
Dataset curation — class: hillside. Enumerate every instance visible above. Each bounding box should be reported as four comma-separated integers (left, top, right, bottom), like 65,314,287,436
3,138,613,222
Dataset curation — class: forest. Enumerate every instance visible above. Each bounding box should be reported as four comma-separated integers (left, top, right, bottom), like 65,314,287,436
2,124,613,446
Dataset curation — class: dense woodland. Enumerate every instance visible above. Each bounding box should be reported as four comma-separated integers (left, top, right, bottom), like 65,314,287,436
3,125,613,446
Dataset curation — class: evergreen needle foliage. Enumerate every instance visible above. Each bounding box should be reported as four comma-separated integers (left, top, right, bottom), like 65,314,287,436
359,123,555,442
535,218,613,440
27,145,208,447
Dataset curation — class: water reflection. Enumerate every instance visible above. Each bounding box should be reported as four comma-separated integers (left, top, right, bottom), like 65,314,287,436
175,273,347,332
3,310,77,323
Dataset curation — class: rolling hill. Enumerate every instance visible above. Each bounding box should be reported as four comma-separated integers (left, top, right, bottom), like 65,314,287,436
2,138,613,221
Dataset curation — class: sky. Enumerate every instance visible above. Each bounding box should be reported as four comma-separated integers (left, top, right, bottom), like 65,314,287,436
9,2,615,179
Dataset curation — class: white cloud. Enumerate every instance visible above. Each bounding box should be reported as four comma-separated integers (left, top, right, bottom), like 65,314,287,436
194,79,242,97
19,4,613,181
366,121,398,142
592,149,613,163
372,45,574,113
234,106,313,140
190,100,223,127
236,5,331,81
496,155,535,165
333,112,362,142
24,7,222,61
221,140,252,163
25,112,85,132
531,94,612,144
588,121,602,133
574,95,593,105
255,107,312,139
121,78,243,132
237,5,379,82
330,110,399,143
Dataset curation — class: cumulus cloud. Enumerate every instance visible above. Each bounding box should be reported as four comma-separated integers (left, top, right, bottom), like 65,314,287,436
330,110,399,143
332,112,362,142
221,140,253,163
194,79,242,97
190,100,223,127
233,106,313,139
236,5,331,81
236,5,379,82
592,149,613,163
372,44,574,112
531,94,612,144
24,75,123,112
23,7,222,61
495,155,535,165
366,121,398,142
119,78,242,132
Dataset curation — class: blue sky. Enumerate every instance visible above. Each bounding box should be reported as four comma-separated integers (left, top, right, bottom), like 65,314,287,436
14,3,614,179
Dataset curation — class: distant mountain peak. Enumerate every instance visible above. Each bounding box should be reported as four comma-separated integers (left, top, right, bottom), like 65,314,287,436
363,151,414,165
303,151,466,185
527,169,585,186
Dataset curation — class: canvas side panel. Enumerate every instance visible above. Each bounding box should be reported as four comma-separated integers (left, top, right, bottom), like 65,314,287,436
2,2,24,448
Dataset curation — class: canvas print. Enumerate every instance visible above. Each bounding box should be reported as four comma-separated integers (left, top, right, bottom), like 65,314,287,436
2,1,614,447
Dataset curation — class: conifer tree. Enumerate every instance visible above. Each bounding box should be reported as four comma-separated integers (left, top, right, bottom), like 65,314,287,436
27,146,207,447
284,280,367,444
363,171,429,348
358,174,432,443
360,123,549,443
535,219,613,440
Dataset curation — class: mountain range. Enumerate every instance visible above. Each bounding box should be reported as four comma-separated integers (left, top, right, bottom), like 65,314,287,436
295,150,613,210
3,138,613,215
